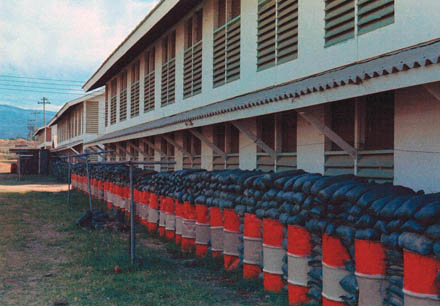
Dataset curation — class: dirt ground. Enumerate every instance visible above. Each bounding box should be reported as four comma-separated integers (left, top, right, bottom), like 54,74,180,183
0,174,67,192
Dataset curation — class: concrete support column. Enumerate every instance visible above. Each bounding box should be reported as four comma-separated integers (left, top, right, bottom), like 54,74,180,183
239,118,257,170
174,131,184,171
297,105,325,174
201,126,214,170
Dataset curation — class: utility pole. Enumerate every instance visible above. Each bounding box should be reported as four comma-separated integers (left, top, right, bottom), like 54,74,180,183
37,97,50,126
30,111,40,126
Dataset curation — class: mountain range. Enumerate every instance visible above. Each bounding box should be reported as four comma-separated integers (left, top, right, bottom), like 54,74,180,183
0,104,56,139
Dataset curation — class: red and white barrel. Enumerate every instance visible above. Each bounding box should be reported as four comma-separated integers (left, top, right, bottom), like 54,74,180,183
133,189,142,223
158,196,166,237
223,208,240,271
288,225,312,305
354,239,387,306
243,213,262,279
322,234,350,306
195,204,210,258
103,182,110,209
98,180,104,201
113,185,121,210
175,201,184,245
137,190,149,226
403,250,440,306
182,201,196,252
123,186,130,217
165,197,176,240
210,207,223,258
263,218,285,292
147,193,159,232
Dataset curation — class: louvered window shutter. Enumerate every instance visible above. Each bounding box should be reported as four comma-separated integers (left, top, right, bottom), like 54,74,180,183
357,0,394,35
144,49,155,113
257,0,276,70
324,0,355,47
276,0,298,64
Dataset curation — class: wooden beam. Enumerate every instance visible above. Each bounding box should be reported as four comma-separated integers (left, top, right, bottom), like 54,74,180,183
189,129,226,157
297,110,357,159
231,121,277,159
423,83,440,102
114,142,128,159
139,139,166,157
162,135,191,156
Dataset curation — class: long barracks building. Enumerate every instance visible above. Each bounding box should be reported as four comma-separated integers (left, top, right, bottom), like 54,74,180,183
83,0,440,193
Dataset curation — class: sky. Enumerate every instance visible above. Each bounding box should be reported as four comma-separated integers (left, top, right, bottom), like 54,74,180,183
0,0,159,112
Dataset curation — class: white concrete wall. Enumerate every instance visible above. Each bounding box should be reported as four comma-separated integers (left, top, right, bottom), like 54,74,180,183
296,105,325,174
100,0,440,137
394,84,440,193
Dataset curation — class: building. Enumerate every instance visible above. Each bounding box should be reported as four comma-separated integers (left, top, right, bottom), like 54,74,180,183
83,0,440,193
33,126,52,149
48,90,105,155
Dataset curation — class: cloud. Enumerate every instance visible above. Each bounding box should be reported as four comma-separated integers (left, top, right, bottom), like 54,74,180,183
0,0,159,79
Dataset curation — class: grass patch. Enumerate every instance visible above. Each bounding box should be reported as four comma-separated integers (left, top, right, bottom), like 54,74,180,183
0,184,289,305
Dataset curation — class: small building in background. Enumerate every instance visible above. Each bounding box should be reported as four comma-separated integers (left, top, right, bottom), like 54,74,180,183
33,126,52,150
48,90,105,155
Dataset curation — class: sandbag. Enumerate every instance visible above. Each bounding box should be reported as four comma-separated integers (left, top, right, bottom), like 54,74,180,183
398,232,433,255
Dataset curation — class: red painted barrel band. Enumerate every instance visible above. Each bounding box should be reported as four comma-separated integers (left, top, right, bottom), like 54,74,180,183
263,218,283,247
322,234,350,268
244,213,262,238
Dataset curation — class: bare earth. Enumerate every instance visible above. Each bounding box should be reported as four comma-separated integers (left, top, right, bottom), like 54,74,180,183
0,174,67,192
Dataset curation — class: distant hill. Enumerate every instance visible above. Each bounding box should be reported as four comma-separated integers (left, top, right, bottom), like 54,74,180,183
0,104,56,139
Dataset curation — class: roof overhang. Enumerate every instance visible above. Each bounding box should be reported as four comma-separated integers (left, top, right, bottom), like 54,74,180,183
86,39,440,146
52,140,83,152
48,90,104,126
82,0,201,92
33,126,47,137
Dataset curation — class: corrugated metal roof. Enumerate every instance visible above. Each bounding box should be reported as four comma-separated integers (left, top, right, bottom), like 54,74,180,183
87,39,440,145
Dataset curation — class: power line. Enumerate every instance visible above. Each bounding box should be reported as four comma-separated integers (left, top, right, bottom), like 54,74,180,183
0,74,84,83
0,83,84,92
0,87,85,95
0,79,83,87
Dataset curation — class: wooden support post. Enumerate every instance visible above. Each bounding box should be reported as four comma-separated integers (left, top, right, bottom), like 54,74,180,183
232,120,277,160
297,110,357,159
114,142,128,160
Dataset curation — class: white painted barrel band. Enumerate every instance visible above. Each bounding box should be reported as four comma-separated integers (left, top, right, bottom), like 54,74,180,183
287,253,310,287
148,208,159,223
223,231,240,256
182,219,196,239
175,216,183,235
354,271,386,279
165,214,176,231
322,264,351,302
403,288,440,300
404,293,440,306
263,245,285,275
159,212,167,227
356,275,387,306
244,237,262,265
210,227,224,251
195,223,210,245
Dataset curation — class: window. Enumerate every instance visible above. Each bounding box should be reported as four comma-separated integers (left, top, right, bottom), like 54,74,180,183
161,31,176,107
184,10,203,98
325,0,395,47
119,71,128,121
357,0,394,35
110,79,117,125
105,86,109,127
324,0,355,47
257,0,298,71
330,99,355,150
213,0,241,87
130,60,140,118
364,91,394,150
144,48,155,113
